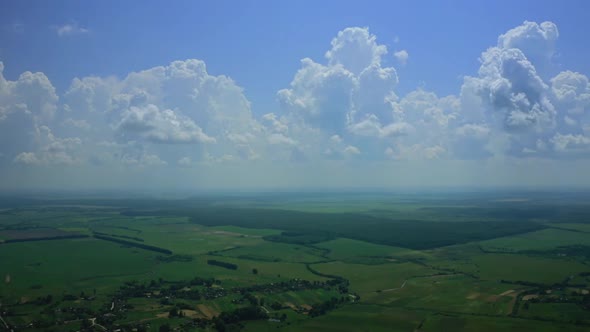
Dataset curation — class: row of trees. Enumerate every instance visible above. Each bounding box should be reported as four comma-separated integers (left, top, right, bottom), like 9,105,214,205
207,259,238,270
94,234,173,254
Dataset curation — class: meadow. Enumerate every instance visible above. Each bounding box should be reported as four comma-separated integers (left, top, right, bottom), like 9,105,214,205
0,191,589,331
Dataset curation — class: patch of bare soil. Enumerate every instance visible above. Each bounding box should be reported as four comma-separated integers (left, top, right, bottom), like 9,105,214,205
499,289,515,296
196,304,219,319
181,310,201,318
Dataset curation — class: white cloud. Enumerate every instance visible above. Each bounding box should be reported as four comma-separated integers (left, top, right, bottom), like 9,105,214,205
497,21,558,64
277,57,356,133
551,71,590,115
330,135,342,143
14,126,81,165
551,133,590,153
55,22,89,37
348,114,412,138
267,133,298,146
0,62,59,162
14,152,38,165
262,113,288,133
116,104,216,144
4,20,590,190
467,47,555,132
343,145,361,156
65,59,263,164
325,27,387,75
278,26,405,159
455,21,590,158
0,62,58,120
393,50,409,65
564,116,577,126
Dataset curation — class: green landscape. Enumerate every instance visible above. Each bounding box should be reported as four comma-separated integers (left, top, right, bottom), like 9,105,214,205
0,191,589,331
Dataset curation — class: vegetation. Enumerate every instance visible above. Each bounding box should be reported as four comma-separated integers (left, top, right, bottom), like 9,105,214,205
208,259,239,270
1,192,590,331
93,233,173,255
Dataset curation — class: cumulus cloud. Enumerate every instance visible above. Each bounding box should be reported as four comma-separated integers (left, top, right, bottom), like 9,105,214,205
261,113,288,134
330,135,342,143
325,27,387,75
116,104,216,144
393,50,409,65
343,145,361,156
267,133,298,146
278,27,410,159
3,19,590,187
458,20,590,158
55,22,89,37
348,114,412,138
14,152,38,165
0,62,60,162
14,126,81,165
277,58,356,133
466,47,555,132
0,62,58,120
551,133,590,154
279,20,582,161
278,24,561,161
497,21,558,65
551,71,590,115
64,59,263,164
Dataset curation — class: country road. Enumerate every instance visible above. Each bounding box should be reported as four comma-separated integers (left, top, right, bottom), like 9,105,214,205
0,314,11,331
382,280,407,292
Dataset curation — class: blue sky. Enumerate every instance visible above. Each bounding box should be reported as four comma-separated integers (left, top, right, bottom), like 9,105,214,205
1,1,590,189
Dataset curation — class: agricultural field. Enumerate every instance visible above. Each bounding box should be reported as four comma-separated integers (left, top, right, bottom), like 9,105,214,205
0,191,590,331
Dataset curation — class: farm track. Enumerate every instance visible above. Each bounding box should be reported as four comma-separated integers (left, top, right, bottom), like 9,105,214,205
0,314,9,330
380,273,461,292
382,280,407,292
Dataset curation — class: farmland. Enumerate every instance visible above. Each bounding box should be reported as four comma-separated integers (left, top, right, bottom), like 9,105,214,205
1,191,590,331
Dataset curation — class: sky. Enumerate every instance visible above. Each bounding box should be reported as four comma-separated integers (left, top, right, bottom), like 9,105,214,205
1,0,590,190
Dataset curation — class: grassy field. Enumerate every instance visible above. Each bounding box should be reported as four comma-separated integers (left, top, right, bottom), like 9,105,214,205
420,314,590,332
273,305,426,332
479,228,590,252
314,238,418,262
473,254,589,284
215,241,327,263
1,192,590,331
0,238,159,301
312,261,436,299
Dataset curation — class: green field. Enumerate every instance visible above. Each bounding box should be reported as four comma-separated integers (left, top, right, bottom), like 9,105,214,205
479,228,590,252
0,238,159,300
215,242,327,263
314,238,418,262
473,254,589,284
1,192,590,331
